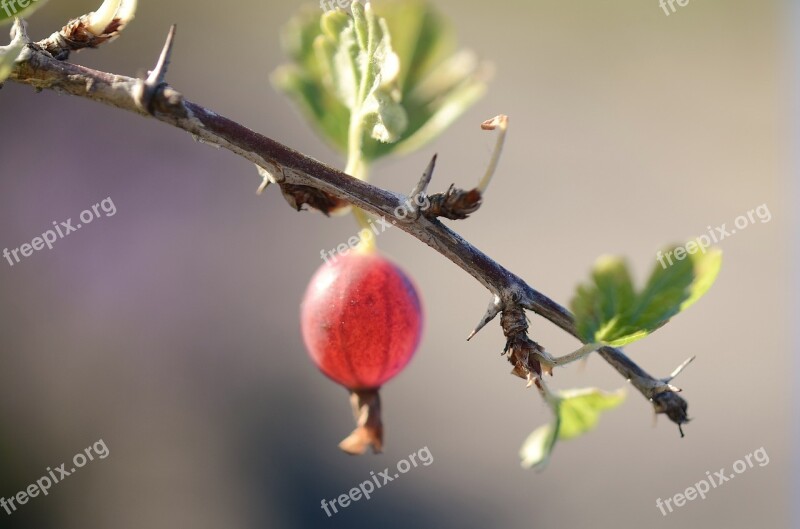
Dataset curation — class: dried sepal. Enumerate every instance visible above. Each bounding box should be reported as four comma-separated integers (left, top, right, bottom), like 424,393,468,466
339,389,383,455
501,307,548,380
425,184,482,220
278,183,348,216
651,392,690,437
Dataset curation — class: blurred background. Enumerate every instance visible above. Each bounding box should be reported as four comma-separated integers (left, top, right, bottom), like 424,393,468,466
0,0,792,527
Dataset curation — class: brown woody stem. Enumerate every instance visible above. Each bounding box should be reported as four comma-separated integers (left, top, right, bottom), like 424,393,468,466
6,19,690,433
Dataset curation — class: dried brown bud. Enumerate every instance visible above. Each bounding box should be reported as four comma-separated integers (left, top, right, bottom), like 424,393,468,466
425,185,482,220
652,392,690,437
501,307,546,379
35,0,137,60
278,183,349,216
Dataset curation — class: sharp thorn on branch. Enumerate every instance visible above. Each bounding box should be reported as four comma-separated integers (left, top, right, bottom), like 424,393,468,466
408,154,437,219
467,297,502,341
148,24,176,86
255,165,286,195
134,24,177,114
663,355,696,383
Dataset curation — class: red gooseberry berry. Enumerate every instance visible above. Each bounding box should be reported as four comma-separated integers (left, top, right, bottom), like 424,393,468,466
301,249,423,454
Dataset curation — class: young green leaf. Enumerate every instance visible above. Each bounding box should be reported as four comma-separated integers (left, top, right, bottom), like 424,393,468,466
272,0,488,163
556,388,626,440
278,0,406,160
520,388,626,470
570,246,722,349
273,6,351,152
362,0,488,160
519,423,557,471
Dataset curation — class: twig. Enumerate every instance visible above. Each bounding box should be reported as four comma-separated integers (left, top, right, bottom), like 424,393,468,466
35,0,137,60
421,115,507,221
7,26,690,431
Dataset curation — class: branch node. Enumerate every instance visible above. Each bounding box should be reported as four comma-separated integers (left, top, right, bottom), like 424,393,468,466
425,184,482,220
501,305,549,379
629,355,695,403
35,0,137,60
650,388,691,435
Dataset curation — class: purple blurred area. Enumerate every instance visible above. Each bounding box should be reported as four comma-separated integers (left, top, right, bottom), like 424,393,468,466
0,1,791,528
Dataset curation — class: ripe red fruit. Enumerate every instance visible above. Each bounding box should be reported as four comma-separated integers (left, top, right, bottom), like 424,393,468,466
302,251,423,389
301,249,423,454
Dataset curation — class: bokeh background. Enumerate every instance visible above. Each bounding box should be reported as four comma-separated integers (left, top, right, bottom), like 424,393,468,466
0,0,793,527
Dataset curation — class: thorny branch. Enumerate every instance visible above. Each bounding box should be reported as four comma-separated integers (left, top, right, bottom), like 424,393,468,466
5,17,691,433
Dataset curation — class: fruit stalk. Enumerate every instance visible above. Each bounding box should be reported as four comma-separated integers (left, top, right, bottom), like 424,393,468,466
339,389,383,455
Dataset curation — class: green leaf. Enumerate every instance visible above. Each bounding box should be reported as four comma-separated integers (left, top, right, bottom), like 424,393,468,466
557,388,626,440
280,1,406,149
273,0,488,162
349,7,406,143
520,388,626,470
273,7,351,152
571,246,722,348
519,423,557,471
